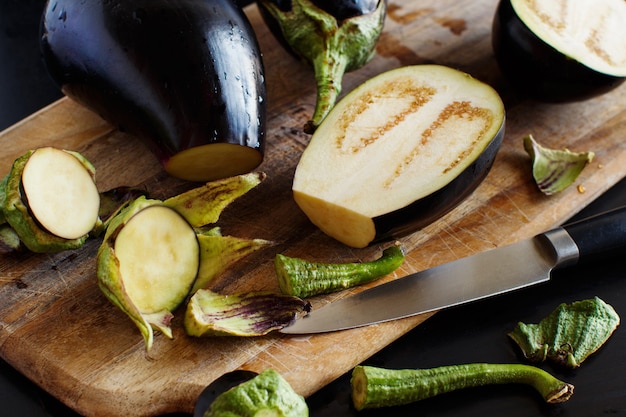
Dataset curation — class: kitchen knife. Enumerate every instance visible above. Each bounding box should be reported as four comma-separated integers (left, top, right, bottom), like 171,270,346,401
281,206,626,334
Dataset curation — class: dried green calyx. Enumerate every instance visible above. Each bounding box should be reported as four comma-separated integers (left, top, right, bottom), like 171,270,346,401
184,289,311,337
96,173,272,351
523,134,594,195
509,297,620,368
203,369,308,417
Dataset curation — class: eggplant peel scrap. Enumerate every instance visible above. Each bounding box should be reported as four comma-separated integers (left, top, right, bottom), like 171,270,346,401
523,134,594,195
509,297,620,369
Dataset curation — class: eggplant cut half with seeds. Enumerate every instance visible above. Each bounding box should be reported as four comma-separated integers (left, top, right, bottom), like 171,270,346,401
292,65,505,248
492,0,626,102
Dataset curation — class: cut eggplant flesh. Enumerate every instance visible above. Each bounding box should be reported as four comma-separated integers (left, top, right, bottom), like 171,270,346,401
293,65,505,248
164,143,264,183
21,147,100,240
510,0,626,77
114,205,200,313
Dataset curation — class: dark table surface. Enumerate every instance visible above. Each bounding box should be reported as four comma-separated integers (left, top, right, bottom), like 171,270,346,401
2,1,626,416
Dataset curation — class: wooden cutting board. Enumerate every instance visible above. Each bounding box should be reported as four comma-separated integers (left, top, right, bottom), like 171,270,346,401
1,1,625,415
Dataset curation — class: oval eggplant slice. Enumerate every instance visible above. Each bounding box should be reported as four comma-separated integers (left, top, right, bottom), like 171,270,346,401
21,147,100,240
292,65,505,248
40,0,266,182
114,205,200,316
492,0,626,102
2,148,100,253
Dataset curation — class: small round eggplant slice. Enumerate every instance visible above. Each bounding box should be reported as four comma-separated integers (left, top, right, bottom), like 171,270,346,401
21,147,100,240
492,0,626,102
292,65,505,248
114,205,200,316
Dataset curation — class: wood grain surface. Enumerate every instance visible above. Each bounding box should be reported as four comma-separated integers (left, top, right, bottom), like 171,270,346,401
1,1,625,416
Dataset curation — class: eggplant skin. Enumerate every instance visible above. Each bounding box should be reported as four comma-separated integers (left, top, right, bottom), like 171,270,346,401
373,122,505,244
492,0,624,102
40,0,266,176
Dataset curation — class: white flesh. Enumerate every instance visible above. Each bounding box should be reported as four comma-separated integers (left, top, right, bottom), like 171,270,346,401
293,65,504,248
21,147,100,240
511,0,626,76
114,205,200,313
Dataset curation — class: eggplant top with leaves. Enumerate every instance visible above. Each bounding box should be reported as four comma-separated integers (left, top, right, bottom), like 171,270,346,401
258,0,387,133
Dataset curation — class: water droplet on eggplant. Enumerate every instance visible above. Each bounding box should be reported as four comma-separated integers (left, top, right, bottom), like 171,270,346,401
132,8,146,24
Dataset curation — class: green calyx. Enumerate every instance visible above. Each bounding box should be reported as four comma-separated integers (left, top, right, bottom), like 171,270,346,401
260,0,387,133
96,173,270,352
203,369,308,417
97,196,170,352
523,134,594,195
184,289,310,337
509,297,620,368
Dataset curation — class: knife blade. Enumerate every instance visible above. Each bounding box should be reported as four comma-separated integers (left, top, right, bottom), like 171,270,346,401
281,206,626,334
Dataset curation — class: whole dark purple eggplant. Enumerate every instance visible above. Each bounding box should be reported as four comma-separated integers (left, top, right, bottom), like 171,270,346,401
40,0,266,182
257,0,387,133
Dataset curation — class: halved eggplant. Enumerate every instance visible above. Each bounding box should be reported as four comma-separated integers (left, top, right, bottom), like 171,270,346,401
492,0,626,102
40,0,266,182
292,65,505,248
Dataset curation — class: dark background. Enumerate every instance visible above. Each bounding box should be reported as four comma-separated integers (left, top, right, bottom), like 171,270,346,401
2,1,626,416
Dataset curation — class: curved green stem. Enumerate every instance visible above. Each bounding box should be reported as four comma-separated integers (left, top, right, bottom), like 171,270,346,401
351,363,574,410
275,244,404,298
305,50,349,133
259,0,386,133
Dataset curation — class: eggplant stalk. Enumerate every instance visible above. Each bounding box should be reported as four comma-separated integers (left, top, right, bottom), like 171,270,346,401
275,244,405,298
259,0,386,133
351,364,574,410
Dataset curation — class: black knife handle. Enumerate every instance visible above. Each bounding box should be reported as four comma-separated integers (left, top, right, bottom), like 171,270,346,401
562,205,626,264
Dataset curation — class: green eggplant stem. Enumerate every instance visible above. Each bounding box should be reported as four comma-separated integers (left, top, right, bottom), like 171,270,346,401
305,49,349,133
259,0,387,133
275,244,405,298
351,364,574,410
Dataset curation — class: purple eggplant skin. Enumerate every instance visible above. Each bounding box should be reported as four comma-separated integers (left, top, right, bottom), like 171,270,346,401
40,0,266,182
492,0,625,103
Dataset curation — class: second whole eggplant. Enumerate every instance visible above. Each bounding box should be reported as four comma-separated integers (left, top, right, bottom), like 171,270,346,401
257,0,387,133
40,0,266,182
